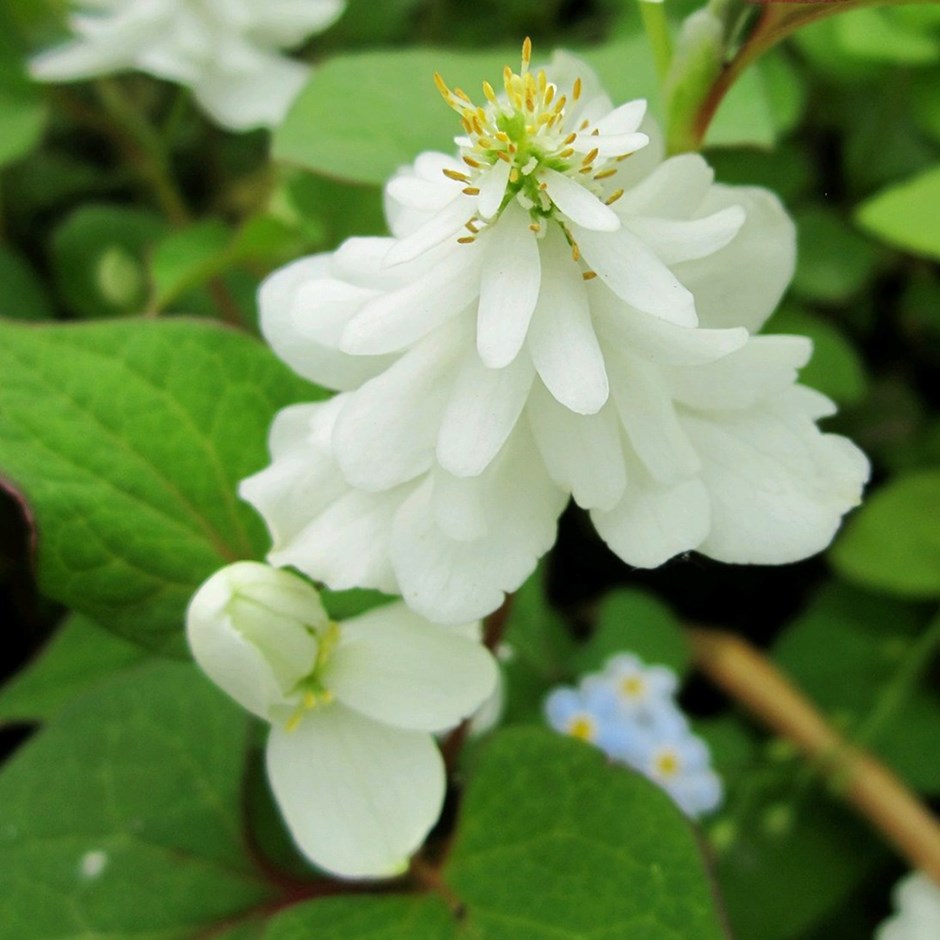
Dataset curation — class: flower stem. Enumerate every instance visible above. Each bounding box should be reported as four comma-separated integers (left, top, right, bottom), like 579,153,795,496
94,79,190,225
638,0,673,87
689,626,940,885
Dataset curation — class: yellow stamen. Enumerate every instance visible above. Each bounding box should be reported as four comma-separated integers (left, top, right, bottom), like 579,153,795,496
573,76,582,101
605,188,624,206
582,147,598,166
568,715,595,741
521,36,532,70
462,186,481,195
594,167,617,180
442,168,470,182
582,271,597,281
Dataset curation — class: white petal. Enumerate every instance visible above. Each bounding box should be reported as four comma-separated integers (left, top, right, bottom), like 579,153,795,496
540,168,620,231
477,159,512,221
594,294,747,366
432,468,489,541
436,349,534,478
573,224,697,326
332,323,465,490
477,203,542,368
383,194,474,267
572,131,649,159
624,205,746,265
239,401,348,549
527,382,626,511
527,227,608,414
30,40,131,80
591,453,710,568
590,99,648,137
615,153,714,219
259,257,392,391
607,349,700,484
325,602,497,732
267,707,445,879
271,483,405,595
684,401,869,564
341,243,482,355
673,185,796,333
664,336,813,411
192,54,310,130
392,429,567,623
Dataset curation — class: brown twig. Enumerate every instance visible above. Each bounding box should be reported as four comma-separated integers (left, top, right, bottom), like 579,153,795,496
689,627,940,884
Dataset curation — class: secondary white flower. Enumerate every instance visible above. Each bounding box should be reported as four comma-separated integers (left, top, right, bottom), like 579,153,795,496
186,561,497,879
876,872,940,940
29,0,345,130
241,42,868,625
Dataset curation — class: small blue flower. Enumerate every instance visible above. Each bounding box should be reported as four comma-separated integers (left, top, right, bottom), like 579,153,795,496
544,651,723,820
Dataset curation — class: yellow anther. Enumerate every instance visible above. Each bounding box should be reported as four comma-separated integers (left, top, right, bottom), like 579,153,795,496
582,147,598,166
465,220,480,234
554,95,567,113
620,676,645,698
558,147,574,159
521,36,532,70
544,84,555,107
454,86,471,103
462,186,481,196
616,152,633,162
582,270,597,281
457,235,476,244
482,80,498,104
563,132,577,145
509,167,520,183
463,156,481,168
442,168,470,182
579,118,590,130
433,72,452,103
655,751,680,778
594,167,617,180
496,149,512,162
529,222,541,233
573,76,582,101
578,166,593,174
571,243,580,262
605,188,624,205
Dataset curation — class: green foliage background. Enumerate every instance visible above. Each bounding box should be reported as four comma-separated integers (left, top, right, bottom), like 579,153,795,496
0,0,939,937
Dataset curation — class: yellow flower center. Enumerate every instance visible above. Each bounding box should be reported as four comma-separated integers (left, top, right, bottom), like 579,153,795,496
620,675,646,699
432,37,636,244
653,748,681,780
284,621,341,732
566,714,597,742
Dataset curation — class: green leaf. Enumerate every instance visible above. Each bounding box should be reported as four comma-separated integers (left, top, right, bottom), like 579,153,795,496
855,164,940,260
572,588,691,678
831,470,940,597
49,204,166,318
265,896,455,940
0,318,320,654
447,728,729,939
767,305,868,406
0,247,55,320
0,613,149,724
716,796,883,940
773,582,940,791
791,207,880,304
150,219,235,310
275,40,658,187
0,661,277,938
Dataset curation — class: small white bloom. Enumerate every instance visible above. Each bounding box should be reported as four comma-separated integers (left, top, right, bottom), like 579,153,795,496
242,42,869,625
186,561,497,879
876,872,940,940
30,0,345,130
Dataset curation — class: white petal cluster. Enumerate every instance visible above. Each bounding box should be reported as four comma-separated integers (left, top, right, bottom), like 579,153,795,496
30,0,345,130
241,43,869,625
876,872,940,940
186,561,497,879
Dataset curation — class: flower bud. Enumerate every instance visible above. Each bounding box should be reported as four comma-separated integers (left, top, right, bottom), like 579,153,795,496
186,561,326,722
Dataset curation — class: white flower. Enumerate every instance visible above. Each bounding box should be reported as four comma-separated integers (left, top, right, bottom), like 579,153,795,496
29,0,345,130
876,872,940,940
241,42,869,625
186,561,497,879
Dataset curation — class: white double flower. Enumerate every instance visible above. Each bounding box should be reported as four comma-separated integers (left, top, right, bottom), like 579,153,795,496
241,43,869,624
186,561,497,879
30,0,345,130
